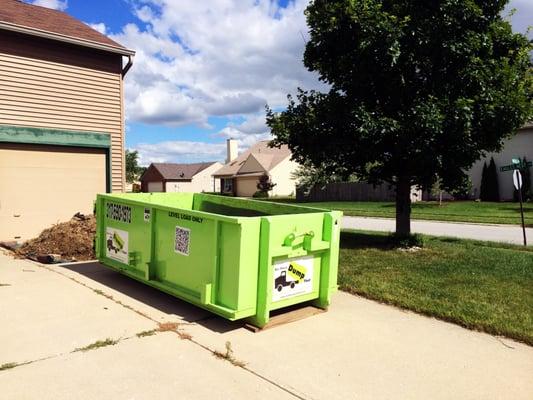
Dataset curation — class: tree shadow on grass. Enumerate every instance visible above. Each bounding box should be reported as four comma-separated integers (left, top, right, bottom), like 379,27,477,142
340,231,393,250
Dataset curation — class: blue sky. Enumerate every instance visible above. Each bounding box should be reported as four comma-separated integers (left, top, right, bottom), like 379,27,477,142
28,0,533,165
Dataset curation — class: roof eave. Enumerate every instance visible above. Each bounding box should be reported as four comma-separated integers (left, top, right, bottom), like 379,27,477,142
0,21,135,56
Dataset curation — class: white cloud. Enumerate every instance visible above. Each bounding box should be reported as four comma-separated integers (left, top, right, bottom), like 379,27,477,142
111,0,324,130
121,0,531,165
133,140,226,166
132,112,271,164
29,0,67,11
87,22,107,35
217,114,271,148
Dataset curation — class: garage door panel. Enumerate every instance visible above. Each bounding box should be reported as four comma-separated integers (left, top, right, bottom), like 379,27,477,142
0,143,106,241
147,181,163,192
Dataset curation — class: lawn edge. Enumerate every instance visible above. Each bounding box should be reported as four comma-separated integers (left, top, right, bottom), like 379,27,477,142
340,288,533,347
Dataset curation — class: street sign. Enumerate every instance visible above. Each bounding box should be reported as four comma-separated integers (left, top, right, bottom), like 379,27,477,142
513,170,523,190
500,161,532,172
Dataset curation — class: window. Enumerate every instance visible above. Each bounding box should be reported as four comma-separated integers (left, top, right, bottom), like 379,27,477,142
223,178,234,193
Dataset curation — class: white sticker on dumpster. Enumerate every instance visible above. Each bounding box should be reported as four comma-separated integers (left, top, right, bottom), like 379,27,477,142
105,228,129,264
272,256,314,302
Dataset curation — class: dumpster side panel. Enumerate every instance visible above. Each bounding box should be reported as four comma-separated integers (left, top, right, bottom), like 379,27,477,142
193,193,314,216
152,207,216,300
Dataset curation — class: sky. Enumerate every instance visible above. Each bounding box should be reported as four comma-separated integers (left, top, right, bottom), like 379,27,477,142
26,0,533,166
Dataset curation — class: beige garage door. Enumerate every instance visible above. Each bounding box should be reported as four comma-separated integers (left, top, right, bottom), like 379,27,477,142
147,181,164,192
0,143,106,241
236,176,260,197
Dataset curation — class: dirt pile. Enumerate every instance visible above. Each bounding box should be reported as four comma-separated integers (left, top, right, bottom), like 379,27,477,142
15,213,96,262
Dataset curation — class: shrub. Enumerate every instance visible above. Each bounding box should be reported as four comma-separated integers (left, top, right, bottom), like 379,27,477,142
480,157,499,201
252,190,269,198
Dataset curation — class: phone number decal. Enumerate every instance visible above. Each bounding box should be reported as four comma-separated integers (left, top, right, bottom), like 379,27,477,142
106,203,132,224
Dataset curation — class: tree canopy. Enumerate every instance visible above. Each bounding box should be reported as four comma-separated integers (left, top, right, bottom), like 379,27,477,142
267,0,532,235
125,149,143,183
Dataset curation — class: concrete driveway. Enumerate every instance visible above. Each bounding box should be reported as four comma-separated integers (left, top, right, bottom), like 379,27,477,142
1,250,532,400
343,216,533,245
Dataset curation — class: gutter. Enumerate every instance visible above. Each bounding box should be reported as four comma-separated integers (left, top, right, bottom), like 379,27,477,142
0,21,135,56
122,54,134,77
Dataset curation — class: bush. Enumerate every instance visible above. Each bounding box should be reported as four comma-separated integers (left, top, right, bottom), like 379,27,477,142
450,177,473,200
203,192,232,197
257,174,276,192
252,190,269,198
480,157,500,201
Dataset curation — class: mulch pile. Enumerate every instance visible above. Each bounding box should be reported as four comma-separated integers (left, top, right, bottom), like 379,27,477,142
14,213,96,262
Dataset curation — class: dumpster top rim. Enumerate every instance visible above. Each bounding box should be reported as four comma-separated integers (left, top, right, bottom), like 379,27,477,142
97,193,337,220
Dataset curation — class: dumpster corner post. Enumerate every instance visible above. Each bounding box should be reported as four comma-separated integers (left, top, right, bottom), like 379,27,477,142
313,211,341,309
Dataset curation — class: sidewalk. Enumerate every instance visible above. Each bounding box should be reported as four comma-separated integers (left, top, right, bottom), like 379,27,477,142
1,252,532,399
343,216,533,245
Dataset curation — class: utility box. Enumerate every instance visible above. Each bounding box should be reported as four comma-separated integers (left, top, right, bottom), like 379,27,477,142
95,193,342,327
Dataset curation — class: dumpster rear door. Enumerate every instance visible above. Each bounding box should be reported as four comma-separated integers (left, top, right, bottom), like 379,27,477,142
252,211,341,326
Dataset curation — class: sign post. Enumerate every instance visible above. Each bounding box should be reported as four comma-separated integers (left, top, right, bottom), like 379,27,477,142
499,158,529,246
513,169,527,246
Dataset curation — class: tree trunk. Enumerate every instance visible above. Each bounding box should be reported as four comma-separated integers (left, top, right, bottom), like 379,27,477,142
396,178,412,236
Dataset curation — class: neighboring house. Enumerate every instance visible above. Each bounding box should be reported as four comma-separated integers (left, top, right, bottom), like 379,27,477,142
141,162,222,193
0,0,134,241
468,124,533,200
213,139,299,197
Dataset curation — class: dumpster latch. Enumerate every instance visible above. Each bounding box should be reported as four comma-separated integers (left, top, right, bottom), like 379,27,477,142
283,231,316,251
283,231,330,253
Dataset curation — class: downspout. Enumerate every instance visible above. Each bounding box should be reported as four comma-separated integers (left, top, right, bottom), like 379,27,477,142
122,54,134,77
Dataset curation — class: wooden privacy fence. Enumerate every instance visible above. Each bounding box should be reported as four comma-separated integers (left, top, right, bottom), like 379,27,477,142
296,182,397,202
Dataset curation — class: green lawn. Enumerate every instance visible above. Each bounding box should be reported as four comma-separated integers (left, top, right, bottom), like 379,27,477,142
269,199,533,225
338,230,533,345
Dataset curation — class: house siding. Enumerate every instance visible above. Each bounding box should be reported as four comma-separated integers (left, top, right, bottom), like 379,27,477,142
0,30,125,192
166,163,221,193
468,128,533,200
269,158,298,197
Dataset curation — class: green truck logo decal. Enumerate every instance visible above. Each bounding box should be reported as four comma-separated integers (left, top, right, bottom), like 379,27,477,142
105,228,129,264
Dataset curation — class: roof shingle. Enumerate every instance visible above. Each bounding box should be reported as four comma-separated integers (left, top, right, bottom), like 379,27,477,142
0,0,126,50
150,162,218,180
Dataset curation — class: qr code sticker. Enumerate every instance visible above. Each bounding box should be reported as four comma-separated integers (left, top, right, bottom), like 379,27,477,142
174,226,190,256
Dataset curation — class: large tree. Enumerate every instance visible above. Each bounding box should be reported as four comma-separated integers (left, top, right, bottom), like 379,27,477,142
267,0,532,235
125,149,142,183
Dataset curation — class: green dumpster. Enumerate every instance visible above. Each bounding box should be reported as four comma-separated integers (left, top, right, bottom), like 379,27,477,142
95,193,342,327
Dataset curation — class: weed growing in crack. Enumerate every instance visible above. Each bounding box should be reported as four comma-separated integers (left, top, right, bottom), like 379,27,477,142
0,362,19,371
213,341,246,367
136,330,157,338
73,338,118,352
